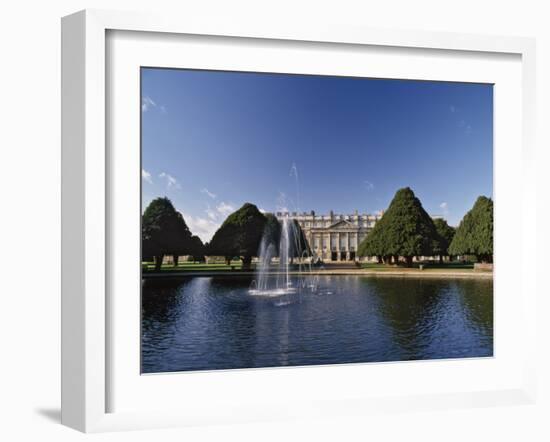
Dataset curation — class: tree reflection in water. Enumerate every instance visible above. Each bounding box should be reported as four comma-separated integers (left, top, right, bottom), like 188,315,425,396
141,275,493,373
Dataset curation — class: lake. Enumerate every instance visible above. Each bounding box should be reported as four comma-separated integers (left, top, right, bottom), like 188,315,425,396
141,275,493,373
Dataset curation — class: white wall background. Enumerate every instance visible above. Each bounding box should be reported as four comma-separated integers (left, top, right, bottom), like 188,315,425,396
0,1,548,440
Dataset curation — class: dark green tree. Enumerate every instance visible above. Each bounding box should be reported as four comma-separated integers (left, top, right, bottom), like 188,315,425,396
189,235,205,262
262,213,282,256
448,196,493,263
433,218,456,262
257,215,311,265
280,219,312,264
289,219,312,260
142,197,194,271
358,216,387,263
207,203,267,269
357,187,439,267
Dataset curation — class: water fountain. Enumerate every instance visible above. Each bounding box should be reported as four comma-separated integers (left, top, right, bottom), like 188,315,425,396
248,162,322,298
249,215,315,297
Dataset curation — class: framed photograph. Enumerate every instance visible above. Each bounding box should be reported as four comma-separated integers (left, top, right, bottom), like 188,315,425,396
61,9,537,432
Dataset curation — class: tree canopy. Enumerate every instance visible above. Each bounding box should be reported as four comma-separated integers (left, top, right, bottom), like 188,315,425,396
357,218,385,259
189,235,205,261
142,197,194,270
262,213,282,256
256,214,311,268
357,187,439,266
432,218,456,259
448,196,493,262
288,219,312,258
207,203,267,268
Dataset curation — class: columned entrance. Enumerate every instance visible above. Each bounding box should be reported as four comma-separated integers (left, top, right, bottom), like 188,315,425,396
280,216,380,263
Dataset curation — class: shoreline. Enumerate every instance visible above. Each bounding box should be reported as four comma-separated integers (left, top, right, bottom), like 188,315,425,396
142,269,493,280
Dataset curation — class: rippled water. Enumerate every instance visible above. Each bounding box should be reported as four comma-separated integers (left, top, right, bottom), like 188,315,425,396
141,275,493,373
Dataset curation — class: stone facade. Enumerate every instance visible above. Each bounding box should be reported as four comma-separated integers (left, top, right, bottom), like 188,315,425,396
274,210,383,262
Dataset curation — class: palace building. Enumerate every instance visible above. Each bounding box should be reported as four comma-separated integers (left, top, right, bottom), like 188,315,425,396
274,210,383,262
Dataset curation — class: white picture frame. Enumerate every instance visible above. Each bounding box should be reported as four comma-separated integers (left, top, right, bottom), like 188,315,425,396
61,9,537,433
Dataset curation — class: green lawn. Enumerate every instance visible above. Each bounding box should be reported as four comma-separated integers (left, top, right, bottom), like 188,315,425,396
143,260,476,273
360,261,474,271
142,261,246,272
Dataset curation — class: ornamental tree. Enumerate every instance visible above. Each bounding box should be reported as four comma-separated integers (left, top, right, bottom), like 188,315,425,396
288,219,312,259
432,218,456,262
357,217,386,263
358,187,439,267
448,196,493,263
279,218,311,260
261,213,282,256
207,203,267,269
188,235,205,262
142,197,194,271
257,215,311,266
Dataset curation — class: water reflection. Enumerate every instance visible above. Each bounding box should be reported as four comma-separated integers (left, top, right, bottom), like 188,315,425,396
141,276,493,373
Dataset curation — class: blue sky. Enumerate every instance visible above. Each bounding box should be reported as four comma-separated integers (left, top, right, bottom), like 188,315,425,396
141,68,493,242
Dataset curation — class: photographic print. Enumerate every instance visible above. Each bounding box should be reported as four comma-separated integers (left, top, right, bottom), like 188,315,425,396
141,68,493,374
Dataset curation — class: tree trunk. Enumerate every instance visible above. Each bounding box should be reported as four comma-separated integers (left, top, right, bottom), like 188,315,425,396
154,255,163,272
393,255,399,266
377,255,382,264
173,255,179,267
405,256,413,267
439,255,443,264
242,256,252,270
225,256,231,266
